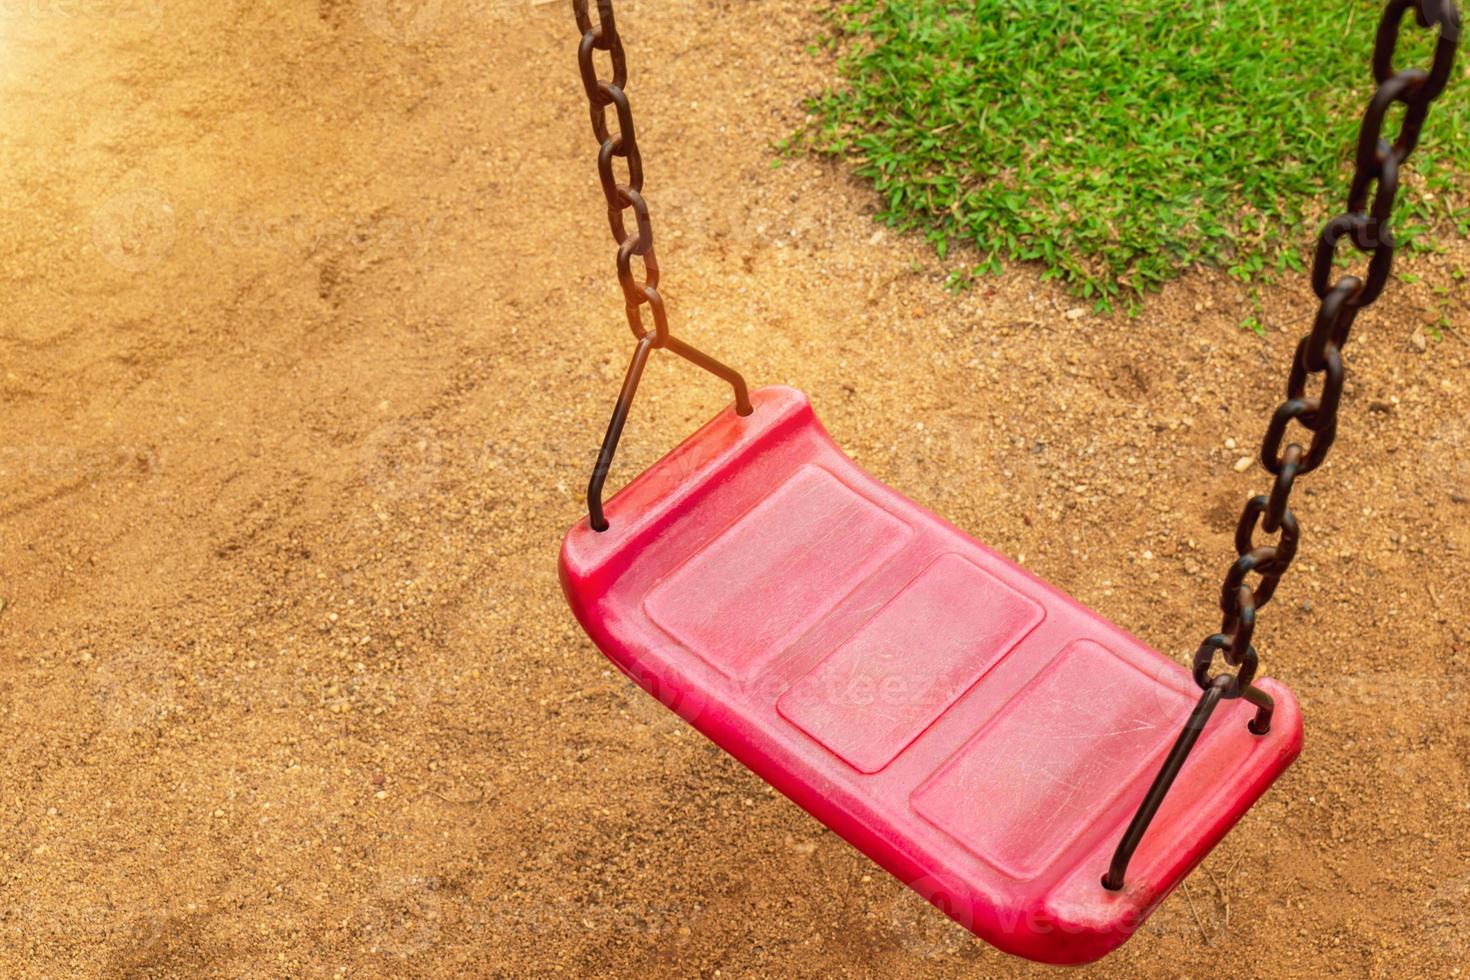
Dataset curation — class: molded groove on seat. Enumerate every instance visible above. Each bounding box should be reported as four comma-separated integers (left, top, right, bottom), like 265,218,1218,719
778,552,1044,774
560,386,1302,964
644,465,911,681
911,640,1194,880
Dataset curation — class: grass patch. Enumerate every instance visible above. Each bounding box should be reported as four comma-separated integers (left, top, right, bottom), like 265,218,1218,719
793,0,1470,309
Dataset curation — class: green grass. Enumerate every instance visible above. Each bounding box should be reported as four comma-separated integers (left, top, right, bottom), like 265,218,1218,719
794,0,1470,310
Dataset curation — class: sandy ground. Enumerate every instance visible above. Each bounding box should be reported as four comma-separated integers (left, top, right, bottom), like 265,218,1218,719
1,1,1468,976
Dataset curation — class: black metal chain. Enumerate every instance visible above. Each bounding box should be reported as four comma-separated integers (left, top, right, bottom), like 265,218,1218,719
572,0,752,532
1199,0,1459,715
1107,0,1460,891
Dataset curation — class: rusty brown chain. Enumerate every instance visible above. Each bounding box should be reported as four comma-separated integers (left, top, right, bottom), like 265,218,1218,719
572,0,752,532
1108,0,1461,891
575,0,661,342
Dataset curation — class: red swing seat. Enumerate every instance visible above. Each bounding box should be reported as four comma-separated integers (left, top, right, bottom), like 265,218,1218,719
560,386,1301,964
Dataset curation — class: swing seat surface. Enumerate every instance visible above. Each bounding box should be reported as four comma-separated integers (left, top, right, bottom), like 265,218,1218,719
560,385,1301,964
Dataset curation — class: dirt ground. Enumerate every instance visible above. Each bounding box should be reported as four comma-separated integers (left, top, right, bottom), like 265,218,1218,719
1,1,1468,976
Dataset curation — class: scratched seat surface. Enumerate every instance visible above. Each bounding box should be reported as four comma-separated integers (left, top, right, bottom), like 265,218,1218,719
559,386,1302,964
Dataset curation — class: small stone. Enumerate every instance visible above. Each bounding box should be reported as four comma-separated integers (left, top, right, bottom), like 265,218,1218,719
1234,456,1254,473
1224,437,1236,450
1451,491,1468,505
372,773,385,787
1410,329,1427,352
1300,600,1314,614
374,790,387,800
213,809,225,819
1066,307,1085,320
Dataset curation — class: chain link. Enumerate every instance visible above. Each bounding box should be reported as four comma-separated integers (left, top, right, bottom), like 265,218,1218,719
1110,0,1458,894
574,0,669,343
576,0,1461,894
570,0,752,532
1195,0,1461,699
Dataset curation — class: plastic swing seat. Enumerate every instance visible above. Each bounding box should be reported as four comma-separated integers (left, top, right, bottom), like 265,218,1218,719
561,386,1303,964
